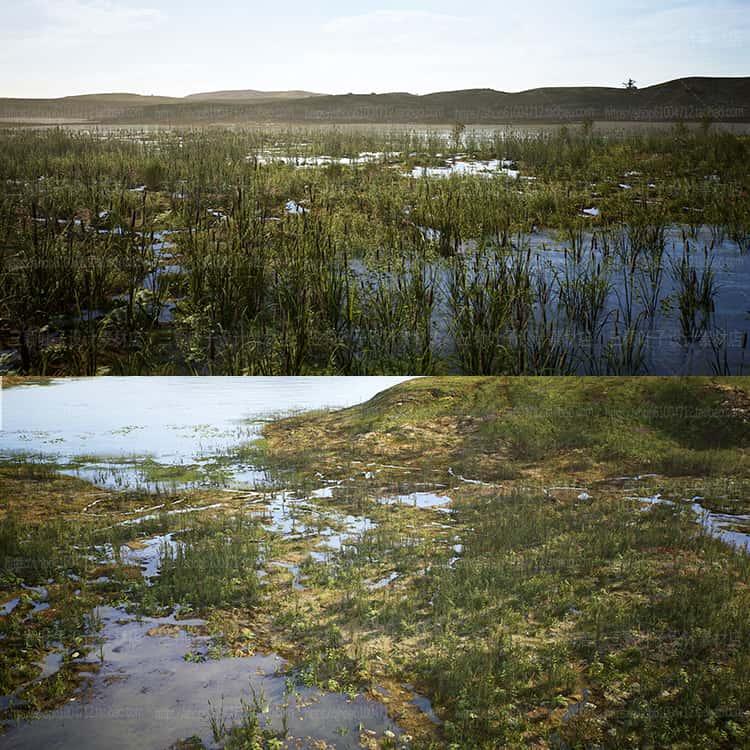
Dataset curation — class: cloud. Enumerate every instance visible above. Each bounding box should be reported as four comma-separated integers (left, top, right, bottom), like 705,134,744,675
321,9,486,50
2,0,164,45
323,10,470,33
51,0,164,34
630,1,750,50
0,0,166,72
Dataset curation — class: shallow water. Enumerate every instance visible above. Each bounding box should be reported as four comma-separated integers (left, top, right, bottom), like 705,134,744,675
378,491,452,511
410,693,442,726
639,494,750,552
0,377,410,489
0,606,400,750
0,383,417,749
255,490,377,559
0,598,20,616
118,532,180,580
406,158,519,179
351,224,750,374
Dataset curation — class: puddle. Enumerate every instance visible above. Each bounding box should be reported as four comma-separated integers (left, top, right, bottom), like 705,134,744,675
253,151,399,168
349,225,750,374
689,499,750,552
26,602,50,618
255,490,377,556
418,226,441,242
309,485,336,498
0,606,401,749
118,503,224,526
37,651,64,681
447,468,497,487
378,492,453,512
0,695,25,712
284,200,306,215
638,495,750,552
255,492,319,538
21,586,51,620
119,533,180,580
0,650,65,717
0,598,20,616
406,159,518,179
368,572,399,590
143,263,183,292
315,510,377,554
411,693,443,725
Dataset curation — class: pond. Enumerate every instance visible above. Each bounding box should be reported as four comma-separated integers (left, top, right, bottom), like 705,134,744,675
0,377,411,490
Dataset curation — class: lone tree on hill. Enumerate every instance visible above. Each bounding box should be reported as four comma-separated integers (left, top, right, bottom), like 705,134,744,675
623,78,638,91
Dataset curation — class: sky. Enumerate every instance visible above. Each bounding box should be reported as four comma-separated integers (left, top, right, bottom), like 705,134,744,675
1,0,749,98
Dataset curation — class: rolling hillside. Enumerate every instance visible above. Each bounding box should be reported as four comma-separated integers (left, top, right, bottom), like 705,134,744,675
184,89,324,101
0,77,748,124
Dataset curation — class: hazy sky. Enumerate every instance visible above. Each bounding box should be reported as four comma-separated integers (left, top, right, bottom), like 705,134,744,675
2,0,749,97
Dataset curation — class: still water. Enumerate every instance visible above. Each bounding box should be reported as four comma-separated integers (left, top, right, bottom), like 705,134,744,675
0,377,411,489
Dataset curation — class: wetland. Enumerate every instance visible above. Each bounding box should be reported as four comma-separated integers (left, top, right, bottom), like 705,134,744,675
2,376,750,748
1,125,749,377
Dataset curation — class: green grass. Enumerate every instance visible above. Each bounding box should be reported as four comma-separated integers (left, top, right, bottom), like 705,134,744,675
407,490,750,747
151,515,264,610
264,377,750,485
258,376,750,748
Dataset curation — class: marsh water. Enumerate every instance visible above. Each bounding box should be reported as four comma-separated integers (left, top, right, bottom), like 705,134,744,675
0,377,410,490
353,224,750,375
639,494,750,553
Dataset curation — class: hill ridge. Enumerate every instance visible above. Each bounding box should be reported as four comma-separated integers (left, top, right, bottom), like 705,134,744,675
2,77,748,124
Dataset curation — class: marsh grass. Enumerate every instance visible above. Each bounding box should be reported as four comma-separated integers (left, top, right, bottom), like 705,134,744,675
670,244,718,343
1,126,749,374
153,514,263,610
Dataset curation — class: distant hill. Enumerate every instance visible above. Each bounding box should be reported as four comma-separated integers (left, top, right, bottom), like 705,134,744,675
59,93,181,103
1,77,748,124
185,90,324,101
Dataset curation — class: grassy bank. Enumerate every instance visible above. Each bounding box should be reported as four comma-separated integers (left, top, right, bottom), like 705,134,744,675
259,376,750,748
264,376,750,490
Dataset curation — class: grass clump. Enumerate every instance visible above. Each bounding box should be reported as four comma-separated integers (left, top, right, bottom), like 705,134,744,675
153,515,263,610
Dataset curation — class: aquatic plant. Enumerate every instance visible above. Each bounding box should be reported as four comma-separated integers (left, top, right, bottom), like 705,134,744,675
670,244,718,343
